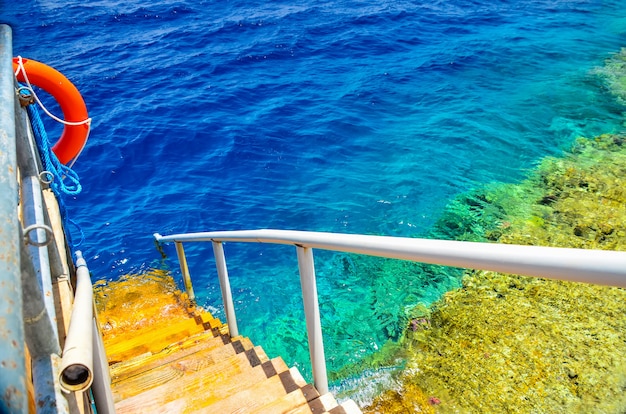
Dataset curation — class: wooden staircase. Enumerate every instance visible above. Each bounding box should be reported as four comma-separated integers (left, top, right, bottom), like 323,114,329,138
101,309,361,413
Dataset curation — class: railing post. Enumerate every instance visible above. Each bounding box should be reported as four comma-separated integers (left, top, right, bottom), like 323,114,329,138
19,229,69,413
21,174,60,341
212,241,239,337
296,246,328,395
19,226,61,354
0,23,28,414
91,315,115,414
16,96,61,348
174,242,196,302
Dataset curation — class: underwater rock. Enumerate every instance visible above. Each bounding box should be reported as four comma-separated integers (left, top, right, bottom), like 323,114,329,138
363,133,626,413
594,47,626,105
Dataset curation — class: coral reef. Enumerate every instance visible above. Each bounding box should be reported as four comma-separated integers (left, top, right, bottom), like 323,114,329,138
499,134,626,250
594,47,626,105
363,133,626,413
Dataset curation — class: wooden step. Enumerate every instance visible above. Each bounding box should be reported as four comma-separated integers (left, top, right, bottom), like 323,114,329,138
114,347,284,412
324,399,362,414
107,327,365,413
199,365,309,413
250,367,340,414
97,284,363,414
112,337,257,402
110,331,249,383
104,312,220,363
179,357,296,413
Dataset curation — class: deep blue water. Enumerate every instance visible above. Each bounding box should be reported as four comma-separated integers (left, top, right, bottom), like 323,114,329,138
4,0,626,391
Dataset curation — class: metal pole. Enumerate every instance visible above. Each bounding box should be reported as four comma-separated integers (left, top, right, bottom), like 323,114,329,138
18,98,70,284
0,23,28,414
296,246,328,395
59,251,93,392
31,354,69,414
20,228,68,413
20,228,61,357
174,242,196,302
212,241,239,338
21,174,60,345
11,35,68,413
15,95,61,358
91,317,115,414
15,91,61,333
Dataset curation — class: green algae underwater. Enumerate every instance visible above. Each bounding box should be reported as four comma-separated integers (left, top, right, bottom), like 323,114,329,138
358,51,626,413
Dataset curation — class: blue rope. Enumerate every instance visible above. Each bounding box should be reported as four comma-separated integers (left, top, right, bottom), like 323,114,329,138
26,104,85,252
26,105,82,195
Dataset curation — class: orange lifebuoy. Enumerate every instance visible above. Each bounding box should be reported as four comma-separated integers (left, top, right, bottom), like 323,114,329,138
13,57,89,165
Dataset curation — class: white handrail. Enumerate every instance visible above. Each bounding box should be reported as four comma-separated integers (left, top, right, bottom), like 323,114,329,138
155,229,626,395
155,229,626,287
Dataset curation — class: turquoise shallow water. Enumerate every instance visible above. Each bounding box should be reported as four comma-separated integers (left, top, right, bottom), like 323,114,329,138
4,0,626,385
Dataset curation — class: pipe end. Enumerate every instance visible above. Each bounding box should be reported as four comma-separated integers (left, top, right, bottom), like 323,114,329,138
60,363,93,392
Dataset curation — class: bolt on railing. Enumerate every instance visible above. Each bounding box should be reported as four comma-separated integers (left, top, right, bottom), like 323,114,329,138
154,229,626,395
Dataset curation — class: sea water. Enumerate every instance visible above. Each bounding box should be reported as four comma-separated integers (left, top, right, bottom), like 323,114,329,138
4,0,626,389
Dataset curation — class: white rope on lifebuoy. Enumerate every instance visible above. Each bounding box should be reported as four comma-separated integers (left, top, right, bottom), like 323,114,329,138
14,56,92,127
14,55,92,166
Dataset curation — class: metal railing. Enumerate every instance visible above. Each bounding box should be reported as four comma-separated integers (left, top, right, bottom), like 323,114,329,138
0,24,27,413
0,23,114,413
154,229,626,395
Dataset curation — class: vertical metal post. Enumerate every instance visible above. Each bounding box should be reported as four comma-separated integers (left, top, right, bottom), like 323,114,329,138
212,241,239,338
20,231,68,413
296,246,329,395
174,242,195,302
21,175,60,345
91,318,115,414
19,228,60,357
0,23,28,414
31,354,69,414
17,95,60,346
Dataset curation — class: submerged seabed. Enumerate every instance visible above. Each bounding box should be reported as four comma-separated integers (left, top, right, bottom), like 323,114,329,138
358,51,626,413
360,135,626,413
5,1,626,409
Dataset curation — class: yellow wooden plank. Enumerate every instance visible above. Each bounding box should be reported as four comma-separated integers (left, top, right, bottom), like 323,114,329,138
52,277,72,349
324,399,362,414
252,377,343,414
315,393,339,412
197,364,298,414
104,313,218,363
112,338,256,401
287,367,308,387
182,355,290,414
42,190,70,271
249,388,313,414
25,345,36,414
44,190,73,352
110,331,239,382
114,348,277,413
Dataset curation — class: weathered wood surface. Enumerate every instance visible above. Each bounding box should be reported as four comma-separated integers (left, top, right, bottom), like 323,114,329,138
104,309,362,413
104,312,220,363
